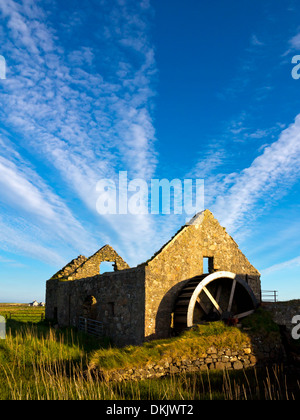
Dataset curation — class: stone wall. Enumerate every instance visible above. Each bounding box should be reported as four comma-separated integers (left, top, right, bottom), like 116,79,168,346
50,255,87,280
98,340,284,382
144,210,261,340
46,266,145,347
71,245,130,280
264,301,300,333
49,245,129,282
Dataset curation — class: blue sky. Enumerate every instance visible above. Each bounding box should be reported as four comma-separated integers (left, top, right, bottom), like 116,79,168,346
0,0,299,302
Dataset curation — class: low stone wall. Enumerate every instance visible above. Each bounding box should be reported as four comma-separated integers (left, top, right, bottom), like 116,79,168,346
263,301,300,333
99,340,285,382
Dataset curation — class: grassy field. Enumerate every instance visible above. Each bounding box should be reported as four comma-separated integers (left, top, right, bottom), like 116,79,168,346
0,303,45,323
0,306,299,400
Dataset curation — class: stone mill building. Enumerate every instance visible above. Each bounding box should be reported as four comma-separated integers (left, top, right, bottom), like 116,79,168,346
45,210,261,346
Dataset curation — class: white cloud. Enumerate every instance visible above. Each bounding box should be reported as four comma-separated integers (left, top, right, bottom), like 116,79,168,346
262,255,300,275
282,30,300,56
289,32,300,49
0,255,25,267
0,156,58,221
0,147,100,258
251,34,265,47
211,115,300,233
0,0,159,265
0,228,66,266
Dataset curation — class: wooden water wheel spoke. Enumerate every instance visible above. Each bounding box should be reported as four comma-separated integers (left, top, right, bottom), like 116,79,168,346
203,286,222,315
196,296,208,314
235,310,255,319
213,284,222,313
227,279,236,312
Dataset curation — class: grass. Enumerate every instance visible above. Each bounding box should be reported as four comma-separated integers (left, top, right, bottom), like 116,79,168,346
241,307,280,334
0,303,45,323
0,305,298,400
89,321,251,372
0,321,111,400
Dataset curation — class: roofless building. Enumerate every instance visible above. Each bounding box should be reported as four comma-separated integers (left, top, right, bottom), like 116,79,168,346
45,210,261,346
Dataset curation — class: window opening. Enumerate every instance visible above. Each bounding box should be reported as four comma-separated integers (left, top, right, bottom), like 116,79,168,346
203,257,214,274
100,261,115,274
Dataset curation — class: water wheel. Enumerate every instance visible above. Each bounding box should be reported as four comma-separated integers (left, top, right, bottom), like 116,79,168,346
174,271,258,333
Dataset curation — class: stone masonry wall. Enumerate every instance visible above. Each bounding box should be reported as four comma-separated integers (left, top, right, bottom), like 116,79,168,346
98,339,284,382
49,245,129,282
144,210,261,340
264,301,300,333
50,255,87,280
46,266,145,347
71,245,130,280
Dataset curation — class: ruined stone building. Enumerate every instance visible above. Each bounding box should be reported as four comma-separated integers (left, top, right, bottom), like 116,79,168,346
46,210,261,346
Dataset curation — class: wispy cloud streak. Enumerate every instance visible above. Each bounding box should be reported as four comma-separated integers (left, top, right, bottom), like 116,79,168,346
0,0,159,265
210,115,300,233
262,255,300,275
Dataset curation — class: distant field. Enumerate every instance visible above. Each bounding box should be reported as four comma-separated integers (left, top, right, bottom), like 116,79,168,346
0,303,45,323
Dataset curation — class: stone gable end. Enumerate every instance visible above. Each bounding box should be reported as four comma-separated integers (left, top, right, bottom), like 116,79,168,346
144,210,261,339
69,245,130,280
